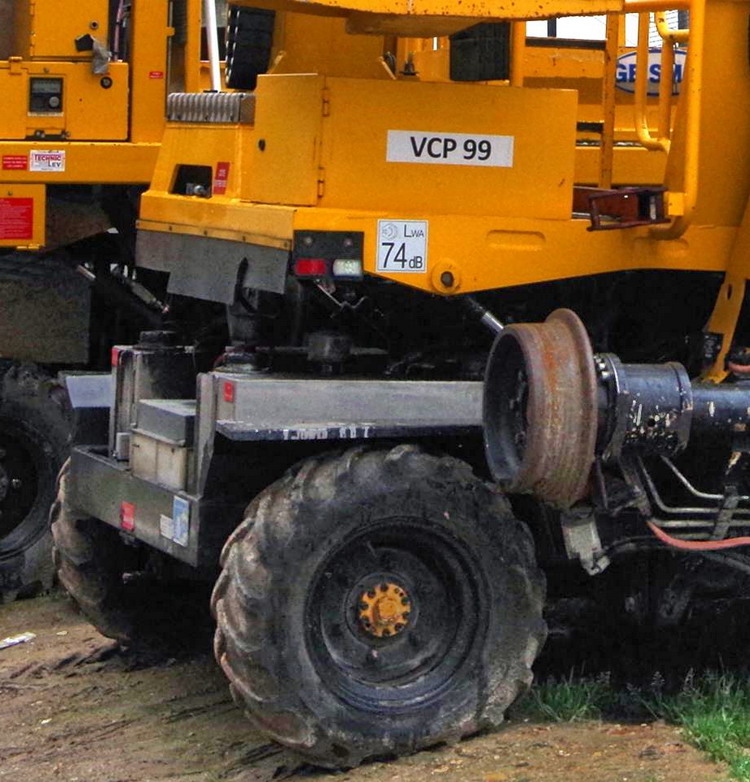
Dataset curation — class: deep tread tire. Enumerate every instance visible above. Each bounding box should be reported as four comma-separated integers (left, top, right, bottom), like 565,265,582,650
0,363,71,603
225,5,275,90
212,446,546,768
50,460,135,643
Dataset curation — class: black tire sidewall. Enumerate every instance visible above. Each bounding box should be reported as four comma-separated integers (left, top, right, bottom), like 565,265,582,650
0,372,69,559
255,467,541,754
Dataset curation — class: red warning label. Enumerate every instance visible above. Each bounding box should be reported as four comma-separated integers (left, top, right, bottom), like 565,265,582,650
2,155,28,171
120,501,136,532
0,198,33,240
213,161,230,195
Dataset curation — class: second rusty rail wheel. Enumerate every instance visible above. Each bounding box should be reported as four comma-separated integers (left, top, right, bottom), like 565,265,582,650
483,308,598,508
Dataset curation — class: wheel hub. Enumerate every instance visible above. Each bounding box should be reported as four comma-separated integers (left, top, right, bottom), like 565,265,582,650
358,581,411,638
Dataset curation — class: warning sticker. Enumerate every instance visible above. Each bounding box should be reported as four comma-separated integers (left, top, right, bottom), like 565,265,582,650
29,149,65,173
0,198,33,240
376,220,428,274
213,161,230,195
2,155,28,171
120,501,135,532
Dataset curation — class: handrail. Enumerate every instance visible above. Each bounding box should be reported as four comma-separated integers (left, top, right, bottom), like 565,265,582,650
634,12,670,152
654,10,690,44
653,0,703,238
599,14,619,188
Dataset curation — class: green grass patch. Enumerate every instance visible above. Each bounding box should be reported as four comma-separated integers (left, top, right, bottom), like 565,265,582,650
517,673,616,722
644,672,750,781
518,671,750,780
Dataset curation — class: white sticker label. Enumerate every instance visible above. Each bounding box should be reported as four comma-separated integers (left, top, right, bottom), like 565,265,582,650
377,220,428,274
29,149,66,172
159,514,174,540
387,130,513,168
172,496,190,547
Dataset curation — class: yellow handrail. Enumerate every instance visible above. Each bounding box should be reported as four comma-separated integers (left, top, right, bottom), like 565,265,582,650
654,0,703,238
654,10,690,44
599,14,619,188
634,12,670,152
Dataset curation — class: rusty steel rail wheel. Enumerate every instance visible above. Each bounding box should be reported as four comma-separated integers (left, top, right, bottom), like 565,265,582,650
212,445,546,768
0,364,70,602
483,308,598,508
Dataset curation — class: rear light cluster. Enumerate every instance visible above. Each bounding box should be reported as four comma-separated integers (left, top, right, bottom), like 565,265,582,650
293,231,364,281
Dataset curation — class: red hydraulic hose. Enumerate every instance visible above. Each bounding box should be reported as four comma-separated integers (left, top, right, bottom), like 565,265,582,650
647,520,750,550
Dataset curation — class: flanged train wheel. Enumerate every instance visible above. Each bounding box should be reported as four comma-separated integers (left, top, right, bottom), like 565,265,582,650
212,445,546,768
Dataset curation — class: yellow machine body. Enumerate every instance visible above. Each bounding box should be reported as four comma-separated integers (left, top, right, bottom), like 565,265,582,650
137,0,750,377
0,0,211,249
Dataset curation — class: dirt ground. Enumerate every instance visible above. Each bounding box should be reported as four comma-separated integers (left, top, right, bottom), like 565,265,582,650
0,593,729,782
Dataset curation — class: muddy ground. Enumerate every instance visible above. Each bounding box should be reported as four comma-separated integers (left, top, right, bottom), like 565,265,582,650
0,593,729,782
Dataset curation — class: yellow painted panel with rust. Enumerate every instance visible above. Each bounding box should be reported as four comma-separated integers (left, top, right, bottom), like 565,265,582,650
234,0,623,27
147,123,253,197
0,142,158,184
319,77,577,219
290,207,735,295
269,14,388,79
0,184,45,248
129,0,170,143
13,0,110,59
0,61,129,141
243,75,326,206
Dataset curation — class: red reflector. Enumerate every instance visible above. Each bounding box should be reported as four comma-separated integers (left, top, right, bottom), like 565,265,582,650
294,258,328,277
223,381,235,403
111,347,121,367
120,502,135,532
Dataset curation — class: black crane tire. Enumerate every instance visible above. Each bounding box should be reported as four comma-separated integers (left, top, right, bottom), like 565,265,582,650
0,363,70,603
225,5,275,91
50,460,135,644
212,445,546,768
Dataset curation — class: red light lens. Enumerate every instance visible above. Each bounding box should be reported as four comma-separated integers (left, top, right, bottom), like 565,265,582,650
294,258,328,277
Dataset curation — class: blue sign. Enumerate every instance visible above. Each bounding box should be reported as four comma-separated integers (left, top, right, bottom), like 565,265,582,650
615,48,688,96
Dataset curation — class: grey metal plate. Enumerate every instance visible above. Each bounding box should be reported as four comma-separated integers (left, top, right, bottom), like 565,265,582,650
213,375,483,429
138,399,196,444
216,420,478,442
136,231,288,302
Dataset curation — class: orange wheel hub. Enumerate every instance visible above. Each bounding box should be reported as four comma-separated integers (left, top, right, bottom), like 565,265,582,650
358,581,411,638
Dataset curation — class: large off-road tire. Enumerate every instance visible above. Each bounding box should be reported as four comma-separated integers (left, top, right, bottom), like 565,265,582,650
50,460,136,643
225,5,275,90
212,445,546,768
51,461,215,649
0,363,70,603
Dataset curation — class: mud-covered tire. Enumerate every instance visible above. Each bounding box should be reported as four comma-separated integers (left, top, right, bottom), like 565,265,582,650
50,460,135,643
225,5,275,90
212,445,546,768
0,363,71,603
51,461,215,649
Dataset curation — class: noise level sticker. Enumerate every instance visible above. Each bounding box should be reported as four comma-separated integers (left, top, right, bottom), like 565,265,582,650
377,220,428,274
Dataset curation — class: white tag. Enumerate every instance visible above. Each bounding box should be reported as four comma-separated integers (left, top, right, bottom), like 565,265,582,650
29,149,66,172
377,220,428,274
159,514,174,540
386,130,513,168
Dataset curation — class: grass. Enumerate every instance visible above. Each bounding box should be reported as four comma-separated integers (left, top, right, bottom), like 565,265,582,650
518,671,750,781
518,672,616,722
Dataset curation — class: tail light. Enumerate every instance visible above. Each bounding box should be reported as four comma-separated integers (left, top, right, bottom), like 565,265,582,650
293,231,364,281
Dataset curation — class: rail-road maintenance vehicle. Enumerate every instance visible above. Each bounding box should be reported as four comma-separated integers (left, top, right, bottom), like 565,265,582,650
49,0,750,768
0,0,270,602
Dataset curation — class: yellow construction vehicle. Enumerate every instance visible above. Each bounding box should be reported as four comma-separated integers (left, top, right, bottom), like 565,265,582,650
51,0,750,769
0,0,236,601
